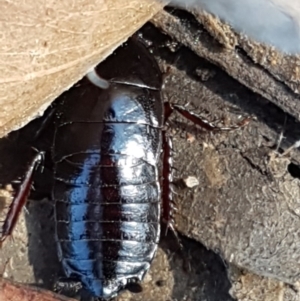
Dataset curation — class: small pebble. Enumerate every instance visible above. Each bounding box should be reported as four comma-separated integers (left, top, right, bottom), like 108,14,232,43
183,176,199,188
186,132,195,143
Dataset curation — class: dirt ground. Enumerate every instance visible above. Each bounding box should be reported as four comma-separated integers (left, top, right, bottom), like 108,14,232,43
1,7,300,301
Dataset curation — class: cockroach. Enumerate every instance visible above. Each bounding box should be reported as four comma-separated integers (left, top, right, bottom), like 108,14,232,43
0,37,250,299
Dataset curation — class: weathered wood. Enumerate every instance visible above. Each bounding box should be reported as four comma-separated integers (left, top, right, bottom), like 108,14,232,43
0,0,164,138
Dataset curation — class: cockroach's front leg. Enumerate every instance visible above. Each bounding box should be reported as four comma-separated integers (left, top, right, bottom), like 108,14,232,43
0,151,44,245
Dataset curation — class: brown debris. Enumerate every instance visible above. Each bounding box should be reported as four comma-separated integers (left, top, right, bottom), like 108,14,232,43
0,277,76,301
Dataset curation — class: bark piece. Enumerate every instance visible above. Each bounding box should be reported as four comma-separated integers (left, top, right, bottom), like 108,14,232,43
151,9,300,122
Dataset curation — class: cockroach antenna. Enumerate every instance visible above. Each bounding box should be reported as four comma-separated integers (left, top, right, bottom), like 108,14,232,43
275,115,287,155
281,140,300,157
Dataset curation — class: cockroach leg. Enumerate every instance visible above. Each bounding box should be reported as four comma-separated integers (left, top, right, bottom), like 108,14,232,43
164,102,252,131
162,130,181,246
0,151,44,246
162,102,251,245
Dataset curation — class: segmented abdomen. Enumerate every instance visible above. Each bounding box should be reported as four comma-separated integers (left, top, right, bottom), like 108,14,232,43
53,115,161,297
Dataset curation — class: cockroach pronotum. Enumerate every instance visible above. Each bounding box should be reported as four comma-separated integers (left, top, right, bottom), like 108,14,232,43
0,37,250,299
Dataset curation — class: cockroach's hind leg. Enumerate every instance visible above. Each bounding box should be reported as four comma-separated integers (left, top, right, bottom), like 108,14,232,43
0,152,44,246
161,131,182,249
161,131,175,229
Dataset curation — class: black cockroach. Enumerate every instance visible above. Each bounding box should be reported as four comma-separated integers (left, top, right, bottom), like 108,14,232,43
0,37,250,299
